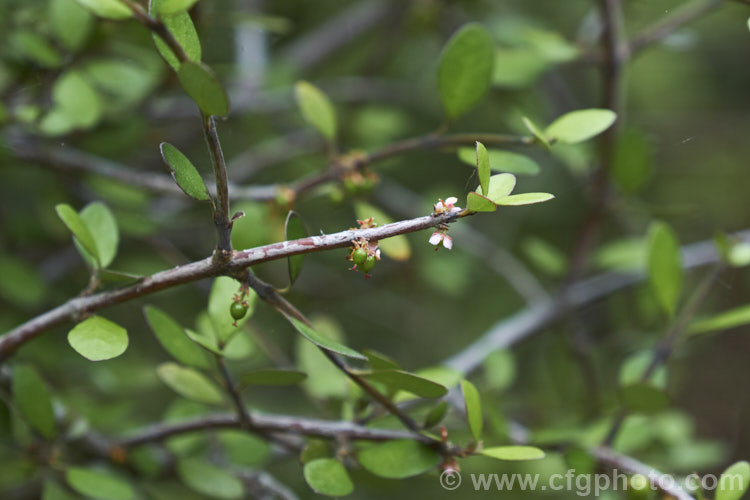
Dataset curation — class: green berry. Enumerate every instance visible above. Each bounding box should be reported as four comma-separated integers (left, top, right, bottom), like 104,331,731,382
230,301,248,321
360,255,376,274
352,248,368,266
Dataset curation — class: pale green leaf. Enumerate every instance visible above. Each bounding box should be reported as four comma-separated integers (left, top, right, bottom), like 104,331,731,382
11,31,63,68
68,316,128,361
647,221,683,317
457,147,540,175
466,192,496,212
461,379,483,442
74,0,132,19
66,468,135,500
716,460,750,500
496,193,554,206
50,0,93,51
286,316,365,360
157,362,224,405
295,81,337,140
689,304,750,336
159,143,209,200
476,141,490,196
80,202,119,268
480,173,517,202
177,458,243,499
12,364,56,439
358,440,440,478
56,204,100,263
177,61,229,116
303,458,354,497
144,306,211,368
52,70,102,129
438,23,495,119
481,446,545,461
521,116,550,148
545,109,617,144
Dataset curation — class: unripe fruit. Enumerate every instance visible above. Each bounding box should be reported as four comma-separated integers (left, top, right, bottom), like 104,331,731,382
360,255,376,274
352,248,368,266
230,301,248,321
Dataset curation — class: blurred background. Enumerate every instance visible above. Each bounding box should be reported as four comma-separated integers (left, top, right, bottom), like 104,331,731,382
1,0,750,498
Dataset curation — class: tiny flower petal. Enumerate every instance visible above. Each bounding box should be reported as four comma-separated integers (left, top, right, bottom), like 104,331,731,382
429,232,443,245
448,206,462,214
445,197,458,206
442,234,453,250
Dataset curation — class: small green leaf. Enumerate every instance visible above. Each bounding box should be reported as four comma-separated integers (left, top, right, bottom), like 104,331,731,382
177,61,229,116
545,108,617,144
151,7,202,71
185,329,223,355
457,147,540,175
354,202,411,261
364,370,447,398
207,276,255,343
521,237,567,277
619,350,667,389
53,70,102,129
156,0,199,15
240,369,307,387
144,306,211,369
65,468,135,500
689,304,750,336
461,379,483,442
466,192,497,212
295,316,350,399
74,0,132,19
358,440,441,479
11,31,63,68
437,23,495,120
647,221,683,317
303,458,354,497
285,211,307,287
68,316,128,361
286,316,366,360
50,0,93,51
483,349,517,392
476,141,490,196
481,173,517,202
496,193,554,206
295,81,337,141
363,349,400,371
0,255,46,307
55,204,99,264
177,458,244,499
423,401,449,428
521,116,550,148
157,362,224,405
12,364,56,439
716,460,750,500
80,202,119,268
612,127,652,193
620,382,669,414
160,143,210,200
481,446,545,461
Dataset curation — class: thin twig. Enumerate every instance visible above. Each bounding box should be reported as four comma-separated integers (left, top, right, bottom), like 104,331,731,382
203,115,233,257
121,0,190,64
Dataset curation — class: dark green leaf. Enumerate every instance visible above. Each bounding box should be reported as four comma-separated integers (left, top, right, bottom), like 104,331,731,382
68,316,129,361
177,458,244,499
295,81,337,140
56,204,99,263
12,364,56,439
159,142,210,201
620,382,669,414
457,147,540,175
74,0,132,19
476,141,490,196
240,369,307,387
647,221,683,317
437,23,495,119
150,1,201,71
11,31,63,68
716,460,750,500
177,61,229,116
545,109,617,144
358,440,440,479
423,401,449,428
157,362,224,405
286,316,366,360
461,379,483,442
285,211,307,287
303,458,354,497
65,468,135,500
364,370,447,398
144,306,211,368
80,202,119,268
496,193,554,206
0,255,46,307
156,0,199,15
481,446,545,461
612,127,652,193
466,192,496,212
363,349,400,371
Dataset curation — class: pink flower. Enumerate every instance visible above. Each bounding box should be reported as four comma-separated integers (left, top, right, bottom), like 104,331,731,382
429,231,453,250
433,197,461,215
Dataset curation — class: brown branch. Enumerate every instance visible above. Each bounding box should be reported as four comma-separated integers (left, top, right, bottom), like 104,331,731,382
0,211,463,362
